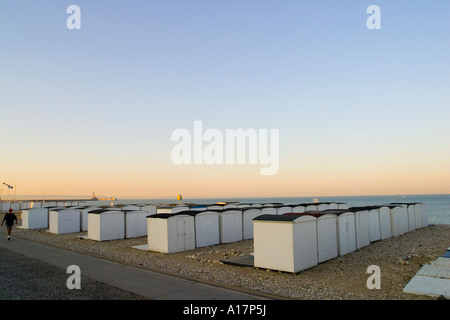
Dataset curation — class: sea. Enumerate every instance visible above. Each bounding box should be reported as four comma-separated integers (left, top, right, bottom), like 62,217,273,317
11,193,450,225
106,194,450,225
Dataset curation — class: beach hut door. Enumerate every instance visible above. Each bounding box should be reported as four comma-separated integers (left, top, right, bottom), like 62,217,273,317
176,219,186,251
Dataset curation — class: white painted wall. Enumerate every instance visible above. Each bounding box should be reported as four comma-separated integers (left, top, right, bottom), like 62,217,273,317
336,212,356,256
253,215,318,273
21,208,49,229
124,210,148,238
378,207,392,240
218,210,243,244
368,209,381,243
49,209,81,234
242,209,263,240
193,211,220,248
316,214,338,263
88,211,125,241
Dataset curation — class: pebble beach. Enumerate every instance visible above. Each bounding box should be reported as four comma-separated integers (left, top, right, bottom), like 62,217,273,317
2,212,449,300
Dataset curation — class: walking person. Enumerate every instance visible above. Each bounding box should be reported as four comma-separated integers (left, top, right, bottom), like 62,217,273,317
1,208,18,240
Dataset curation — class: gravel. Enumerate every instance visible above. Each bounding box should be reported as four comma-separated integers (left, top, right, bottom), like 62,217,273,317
2,213,449,300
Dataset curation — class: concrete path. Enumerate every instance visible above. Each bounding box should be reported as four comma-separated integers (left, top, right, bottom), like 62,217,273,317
0,236,274,300
403,248,450,299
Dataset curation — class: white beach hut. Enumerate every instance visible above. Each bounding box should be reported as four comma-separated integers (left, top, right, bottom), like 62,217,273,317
348,207,371,249
334,210,357,256
367,206,382,243
242,208,263,240
29,202,42,209
421,203,429,227
49,208,81,234
20,202,31,210
337,203,349,210
147,213,195,253
392,203,415,232
387,205,408,236
262,202,284,207
253,214,318,273
302,203,318,211
103,206,123,211
288,212,338,263
45,206,65,224
156,205,188,214
173,205,190,213
223,203,239,209
207,204,225,211
120,205,141,211
291,205,306,214
40,202,50,208
406,204,416,232
80,206,102,231
414,203,423,229
261,207,277,215
378,206,393,240
156,206,172,214
317,203,329,211
218,209,243,244
88,210,125,241
140,205,157,215
275,206,292,215
185,210,220,248
20,208,49,229
124,210,148,238
316,213,338,262
1,202,10,212
327,202,338,210
391,203,415,232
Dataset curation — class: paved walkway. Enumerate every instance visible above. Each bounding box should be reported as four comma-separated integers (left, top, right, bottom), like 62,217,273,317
0,236,273,300
403,247,450,299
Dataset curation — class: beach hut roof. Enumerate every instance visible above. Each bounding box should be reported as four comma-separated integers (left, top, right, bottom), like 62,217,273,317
283,211,324,218
381,204,403,208
88,209,123,214
347,206,381,212
321,209,349,215
147,213,192,219
253,214,316,222
243,208,262,212
390,202,419,205
221,208,243,212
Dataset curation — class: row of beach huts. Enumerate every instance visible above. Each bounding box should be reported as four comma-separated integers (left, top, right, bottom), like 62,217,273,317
3,200,429,273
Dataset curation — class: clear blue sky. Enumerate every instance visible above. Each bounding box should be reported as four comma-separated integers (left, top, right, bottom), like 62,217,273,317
1,1,449,198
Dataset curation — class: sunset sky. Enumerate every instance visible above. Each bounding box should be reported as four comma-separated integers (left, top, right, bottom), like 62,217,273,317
1,1,449,199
